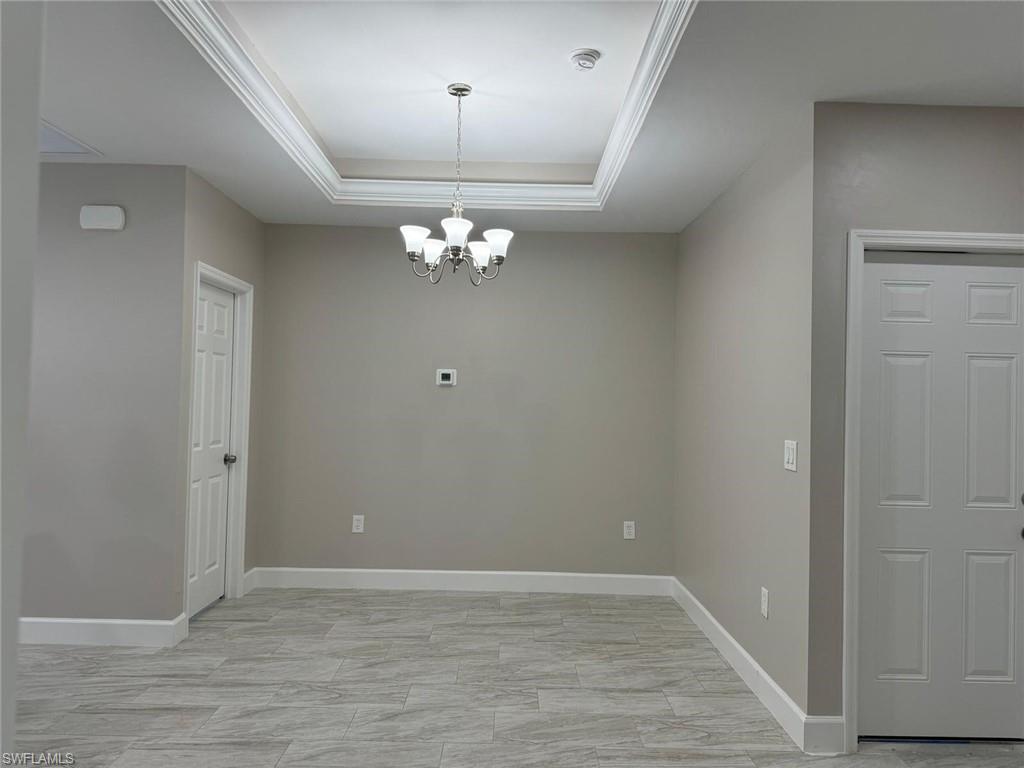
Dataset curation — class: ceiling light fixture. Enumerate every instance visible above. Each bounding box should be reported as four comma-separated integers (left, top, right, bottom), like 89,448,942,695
400,83,512,286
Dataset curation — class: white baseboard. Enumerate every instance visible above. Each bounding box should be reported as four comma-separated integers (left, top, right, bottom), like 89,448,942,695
669,578,845,755
19,613,187,648
240,566,844,754
803,715,846,755
244,567,675,597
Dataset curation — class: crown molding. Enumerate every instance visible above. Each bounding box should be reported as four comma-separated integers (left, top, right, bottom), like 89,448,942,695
592,0,697,205
157,0,697,211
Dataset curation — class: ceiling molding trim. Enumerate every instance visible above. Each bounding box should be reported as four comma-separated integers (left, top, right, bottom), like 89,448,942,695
157,0,696,211
592,0,698,206
156,0,340,201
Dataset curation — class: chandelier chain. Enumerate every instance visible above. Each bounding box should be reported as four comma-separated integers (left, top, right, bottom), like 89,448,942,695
453,93,464,215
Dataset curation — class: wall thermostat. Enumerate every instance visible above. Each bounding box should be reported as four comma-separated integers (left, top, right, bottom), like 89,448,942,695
79,205,125,231
436,369,456,387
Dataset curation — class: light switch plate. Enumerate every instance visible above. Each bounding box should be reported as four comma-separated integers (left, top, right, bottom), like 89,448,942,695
436,369,457,387
623,521,636,540
783,440,798,472
352,514,365,533
761,587,769,619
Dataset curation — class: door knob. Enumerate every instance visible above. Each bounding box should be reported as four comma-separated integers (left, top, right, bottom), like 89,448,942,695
223,453,238,466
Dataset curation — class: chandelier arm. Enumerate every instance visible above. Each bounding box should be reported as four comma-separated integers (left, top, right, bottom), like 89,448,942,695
468,268,483,287
428,255,452,284
411,260,432,278
481,263,501,280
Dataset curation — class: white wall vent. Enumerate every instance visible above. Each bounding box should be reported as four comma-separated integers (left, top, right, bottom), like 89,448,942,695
79,205,125,231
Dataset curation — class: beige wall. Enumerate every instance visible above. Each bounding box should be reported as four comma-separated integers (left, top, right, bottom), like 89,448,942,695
1,1,44,746
25,165,263,621
26,164,187,620
250,226,677,574
808,103,1024,714
181,170,265,579
23,104,1020,726
674,110,814,710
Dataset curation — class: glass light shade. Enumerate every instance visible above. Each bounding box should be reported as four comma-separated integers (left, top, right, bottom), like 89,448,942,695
468,241,491,269
441,217,473,249
400,225,430,254
483,228,514,258
422,238,445,266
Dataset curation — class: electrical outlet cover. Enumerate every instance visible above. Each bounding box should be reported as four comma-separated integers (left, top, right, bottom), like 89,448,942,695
760,587,769,619
352,514,365,533
623,521,636,540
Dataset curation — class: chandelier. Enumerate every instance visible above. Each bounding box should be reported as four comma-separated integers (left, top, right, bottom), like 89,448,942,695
399,83,513,286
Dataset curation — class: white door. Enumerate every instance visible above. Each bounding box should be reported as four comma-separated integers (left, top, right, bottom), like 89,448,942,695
188,282,235,617
859,255,1024,738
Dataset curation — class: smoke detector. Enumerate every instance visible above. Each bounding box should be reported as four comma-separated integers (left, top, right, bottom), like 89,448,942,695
570,48,601,71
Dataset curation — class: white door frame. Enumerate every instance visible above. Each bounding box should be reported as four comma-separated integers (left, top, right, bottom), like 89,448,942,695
842,229,1024,753
184,262,254,620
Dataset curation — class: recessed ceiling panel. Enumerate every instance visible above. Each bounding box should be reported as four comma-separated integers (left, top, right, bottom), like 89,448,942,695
223,0,658,180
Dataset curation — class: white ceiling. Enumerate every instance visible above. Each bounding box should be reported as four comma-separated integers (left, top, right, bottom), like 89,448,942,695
40,1,1024,233
224,1,657,181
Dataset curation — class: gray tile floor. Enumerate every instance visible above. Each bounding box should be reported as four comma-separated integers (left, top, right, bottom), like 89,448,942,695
16,588,1024,767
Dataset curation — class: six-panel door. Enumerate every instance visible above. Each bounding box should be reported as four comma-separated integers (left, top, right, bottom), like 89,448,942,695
859,257,1023,738
187,282,235,617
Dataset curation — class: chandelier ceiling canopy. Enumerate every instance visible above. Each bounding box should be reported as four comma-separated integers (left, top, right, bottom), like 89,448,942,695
399,83,513,286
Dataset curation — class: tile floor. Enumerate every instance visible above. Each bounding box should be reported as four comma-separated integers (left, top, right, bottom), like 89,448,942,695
16,588,1024,767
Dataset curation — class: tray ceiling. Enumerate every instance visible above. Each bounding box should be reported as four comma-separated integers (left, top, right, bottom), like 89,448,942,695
225,1,657,170
158,0,695,209
38,1,1024,232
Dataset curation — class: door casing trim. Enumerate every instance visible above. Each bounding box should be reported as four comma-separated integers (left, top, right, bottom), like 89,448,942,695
843,229,1024,752
184,262,254,623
